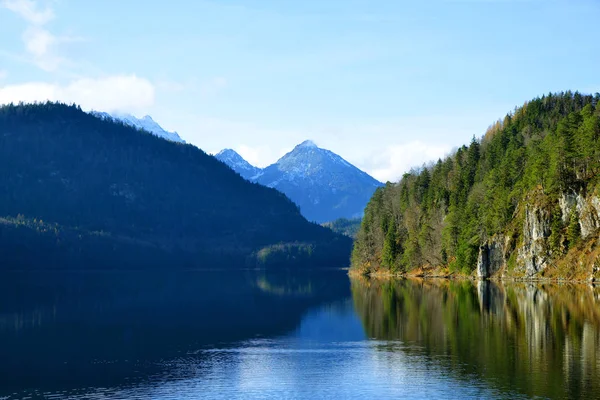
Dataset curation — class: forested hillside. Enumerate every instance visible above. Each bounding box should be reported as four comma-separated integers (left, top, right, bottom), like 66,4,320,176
352,92,600,280
322,218,362,238
0,103,351,270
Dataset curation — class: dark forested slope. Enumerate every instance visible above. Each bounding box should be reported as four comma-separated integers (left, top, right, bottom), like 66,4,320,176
0,103,351,269
352,92,600,280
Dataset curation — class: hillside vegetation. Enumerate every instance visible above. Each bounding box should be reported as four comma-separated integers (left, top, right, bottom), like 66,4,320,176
322,217,362,238
352,92,600,280
0,103,351,270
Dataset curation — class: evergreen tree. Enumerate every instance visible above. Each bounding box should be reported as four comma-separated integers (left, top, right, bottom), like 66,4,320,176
351,92,600,274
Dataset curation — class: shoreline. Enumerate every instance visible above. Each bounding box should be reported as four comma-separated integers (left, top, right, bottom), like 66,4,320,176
348,268,598,285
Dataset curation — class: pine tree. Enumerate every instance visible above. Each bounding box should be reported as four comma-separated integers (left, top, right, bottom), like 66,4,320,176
381,223,398,270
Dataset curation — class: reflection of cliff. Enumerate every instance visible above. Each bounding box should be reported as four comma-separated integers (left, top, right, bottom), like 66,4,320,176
351,277,600,399
0,270,350,395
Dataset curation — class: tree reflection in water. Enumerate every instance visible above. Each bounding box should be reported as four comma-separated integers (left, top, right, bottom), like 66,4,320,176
351,277,600,399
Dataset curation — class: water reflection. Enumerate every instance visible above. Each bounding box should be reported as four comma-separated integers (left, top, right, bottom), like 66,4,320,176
3,272,600,399
351,277,600,399
0,269,350,397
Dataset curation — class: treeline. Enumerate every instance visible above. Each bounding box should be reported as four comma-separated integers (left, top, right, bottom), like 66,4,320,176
322,217,362,238
352,91,600,274
0,102,352,270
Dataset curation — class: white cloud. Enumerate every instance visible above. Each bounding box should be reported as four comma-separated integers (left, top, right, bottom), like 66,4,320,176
21,26,62,71
0,75,156,112
235,144,289,167
236,144,267,167
365,141,451,182
1,0,54,24
1,0,81,71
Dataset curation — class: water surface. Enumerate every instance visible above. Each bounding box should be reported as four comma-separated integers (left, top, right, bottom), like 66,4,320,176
0,271,598,399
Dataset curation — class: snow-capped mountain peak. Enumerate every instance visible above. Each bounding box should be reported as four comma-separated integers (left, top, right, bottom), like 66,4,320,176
215,140,383,223
90,111,185,143
215,149,261,180
296,140,317,149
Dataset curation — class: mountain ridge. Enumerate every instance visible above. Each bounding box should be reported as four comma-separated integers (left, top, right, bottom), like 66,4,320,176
90,111,185,143
215,142,383,223
216,149,262,180
0,102,352,270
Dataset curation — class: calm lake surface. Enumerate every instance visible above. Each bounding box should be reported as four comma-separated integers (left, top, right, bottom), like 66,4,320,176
1,270,599,399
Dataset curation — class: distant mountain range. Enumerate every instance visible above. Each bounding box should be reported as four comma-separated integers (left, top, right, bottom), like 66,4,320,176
216,140,383,223
87,111,382,223
1,103,351,270
91,111,185,143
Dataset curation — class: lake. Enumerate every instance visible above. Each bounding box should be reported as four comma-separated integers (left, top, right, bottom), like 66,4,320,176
0,270,599,399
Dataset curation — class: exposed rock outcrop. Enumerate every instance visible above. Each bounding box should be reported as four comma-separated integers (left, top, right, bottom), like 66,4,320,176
516,205,551,277
560,191,600,239
578,196,600,239
477,236,507,279
559,192,578,224
474,191,600,280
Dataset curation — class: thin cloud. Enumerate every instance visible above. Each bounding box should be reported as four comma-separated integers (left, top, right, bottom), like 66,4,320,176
0,75,156,113
1,0,54,24
1,0,82,71
365,141,451,182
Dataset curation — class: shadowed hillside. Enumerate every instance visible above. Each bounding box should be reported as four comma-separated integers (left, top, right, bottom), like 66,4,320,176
0,102,351,269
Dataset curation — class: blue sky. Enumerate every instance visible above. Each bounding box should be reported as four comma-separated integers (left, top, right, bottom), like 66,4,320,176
1,0,599,181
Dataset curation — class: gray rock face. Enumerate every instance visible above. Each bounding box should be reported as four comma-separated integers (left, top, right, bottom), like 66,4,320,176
517,205,551,276
477,236,506,279
579,195,600,239
591,197,600,219
483,191,600,280
559,192,578,224
560,191,600,239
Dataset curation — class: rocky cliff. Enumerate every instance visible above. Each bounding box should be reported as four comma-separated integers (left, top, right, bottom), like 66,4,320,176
476,188,600,281
351,92,600,281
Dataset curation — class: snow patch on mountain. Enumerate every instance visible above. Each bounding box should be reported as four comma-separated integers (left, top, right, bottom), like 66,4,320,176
215,149,262,180
90,111,185,143
297,140,318,148
215,140,384,223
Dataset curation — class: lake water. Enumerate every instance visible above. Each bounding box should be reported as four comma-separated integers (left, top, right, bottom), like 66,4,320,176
1,270,599,399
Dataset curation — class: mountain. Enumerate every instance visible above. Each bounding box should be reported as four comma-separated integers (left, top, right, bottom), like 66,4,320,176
0,103,352,270
216,141,383,223
91,111,185,143
216,149,261,180
351,91,600,281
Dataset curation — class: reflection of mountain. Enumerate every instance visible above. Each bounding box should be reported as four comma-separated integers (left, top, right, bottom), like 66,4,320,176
351,277,600,399
0,270,350,396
